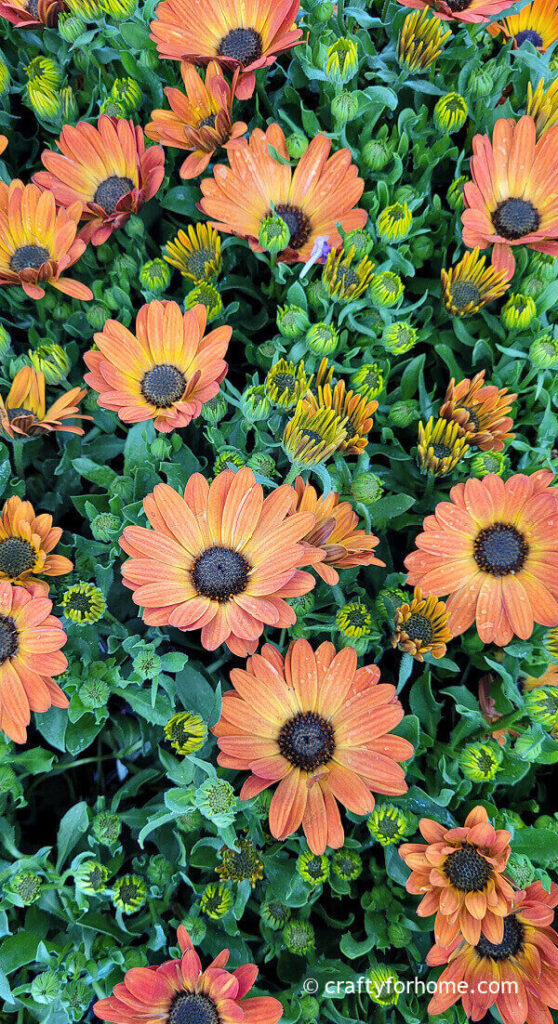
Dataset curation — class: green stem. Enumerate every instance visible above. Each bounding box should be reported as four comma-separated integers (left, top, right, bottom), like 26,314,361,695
12,441,25,479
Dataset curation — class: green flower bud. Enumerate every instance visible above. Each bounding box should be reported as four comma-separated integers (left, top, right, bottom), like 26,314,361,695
195,778,237,826
382,321,417,354
259,214,291,253
93,811,121,845
530,334,558,369
125,214,145,240
331,89,359,122
248,452,276,477
332,848,362,880
506,852,535,889
300,996,319,1021
468,67,493,97
60,85,79,122
344,228,372,257
91,513,120,544
447,175,467,212
86,304,110,330
370,271,404,307
283,918,315,955
367,804,411,845
79,677,110,709
375,586,408,621
501,293,536,330
471,450,506,478
306,322,339,356
139,258,171,293
433,92,468,133
460,741,503,781
366,965,400,1006
297,850,329,885
240,384,272,422
351,472,384,505
277,304,310,338
0,54,10,94
146,854,174,887
410,234,434,265
389,399,418,427
185,282,223,320
181,914,206,944
200,882,233,918
10,870,42,904
200,392,228,423
29,343,71,384
63,979,90,1018
521,274,546,300
74,860,109,894
377,202,412,243
112,874,147,914
214,447,245,473
132,645,161,679
362,139,391,171
289,592,315,617
285,132,309,159
314,0,334,19
325,38,358,84
58,12,87,39
109,76,143,115
31,970,60,1005
525,687,558,726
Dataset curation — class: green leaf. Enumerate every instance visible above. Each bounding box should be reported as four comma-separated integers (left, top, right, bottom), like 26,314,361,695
56,801,89,870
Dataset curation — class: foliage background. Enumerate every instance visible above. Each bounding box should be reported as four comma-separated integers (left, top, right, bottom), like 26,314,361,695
1,0,558,1021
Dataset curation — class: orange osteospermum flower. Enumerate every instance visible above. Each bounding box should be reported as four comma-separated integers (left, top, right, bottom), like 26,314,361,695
396,0,511,22
302,379,377,455
33,116,165,246
0,180,92,301
149,0,303,100
120,468,323,657
439,369,517,451
0,581,68,743
393,586,452,661
0,368,89,439
94,924,283,1024
404,471,558,646
399,805,514,947
289,475,385,585
198,123,367,264
0,0,65,27
146,61,247,179
84,300,231,432
426,881,558,1024
213,638,414,855
0,495,73,592
488,0,558,50
462,115,558,277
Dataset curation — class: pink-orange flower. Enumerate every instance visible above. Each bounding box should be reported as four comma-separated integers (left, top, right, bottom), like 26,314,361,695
0,0,65,27
396,0,512,21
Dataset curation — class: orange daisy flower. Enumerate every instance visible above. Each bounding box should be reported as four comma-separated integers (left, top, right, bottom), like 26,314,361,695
146,61,247,179
289,476,385,585
198,123,367,264
0,495,73,593
392,586,452,661
33,116,165,246
488,0,558,50
0,0,65,27
213,638,414,854
302,379,377,455
396,0,511,22
149,0,303,100
399,805,514,947
426,881,558,1024
0,581,68,743
439,369,517,451
462,115,558,277
94,924,283,1024
0,180,92,301
404,471,558,646
84,300,231,433
0,368,90,439
0,136,7,155
120,468,323,657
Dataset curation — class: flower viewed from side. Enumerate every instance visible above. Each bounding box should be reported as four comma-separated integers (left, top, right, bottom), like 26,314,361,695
399,805,514,946
265,359,309,409
0,496,73,592
426,882,558,1024
289,476,385,585
396,0,512,22
416,417,469,477
0,368,89,439
302,380,377,456
527,77,558,136
377,202,413,242
392,587,452,661
0,581,68,743
198,123,367,264
120,468,323,656
164,224,222,283
94,925,283,1024
0,181,92,301
462,116,558,277
397,10,452,71
213,638,413,854
441,248,511,316
149,0,303,100
439,370,517,451
84,300,231,432
488,0,558,50
0,0,66,27
282,403,348,467
34,116,165,245
146,61,247,179
405,471,558,646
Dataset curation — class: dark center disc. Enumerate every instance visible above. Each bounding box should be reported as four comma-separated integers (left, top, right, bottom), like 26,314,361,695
444,844,492,892
278,711,335,771
514,28,544,46
476,915,524,960
217,27,263,66
404,613,434,643
141,364,186,408
0,613,19,664
492,197,540,240
191,546,250,602
10,245,49,272
450,281,481,309
168,993,220,1024
0,537,37,577
473,523,529,576
93,175,134,214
